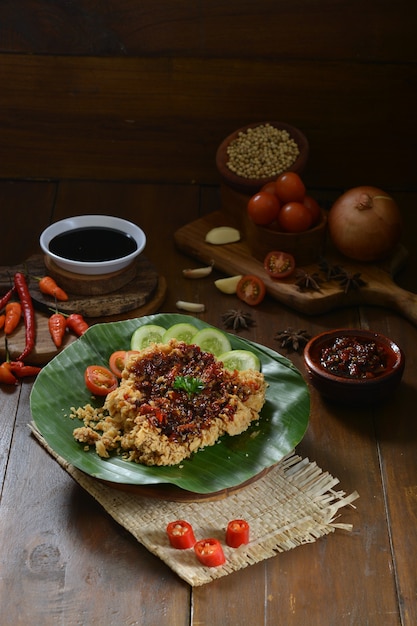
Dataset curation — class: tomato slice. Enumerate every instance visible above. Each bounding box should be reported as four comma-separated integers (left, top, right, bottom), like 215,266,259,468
84,365,118,396
194,538,226,567
166,520,196,549
236,274,266,306
109,350,139,378
263,251,295,279
226,519,250,548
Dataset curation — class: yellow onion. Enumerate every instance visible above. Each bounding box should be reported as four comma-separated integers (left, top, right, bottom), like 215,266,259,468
328,186,402,262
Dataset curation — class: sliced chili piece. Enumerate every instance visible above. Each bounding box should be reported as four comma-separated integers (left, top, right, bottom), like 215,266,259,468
226,519,250,548
84,365,118,396
194,538,226,567
166,520,196,550
263,251,295,279
236,274,266,306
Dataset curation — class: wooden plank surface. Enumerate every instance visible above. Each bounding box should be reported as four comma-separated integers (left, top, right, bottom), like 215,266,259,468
0,54,416,191
1,183,417,624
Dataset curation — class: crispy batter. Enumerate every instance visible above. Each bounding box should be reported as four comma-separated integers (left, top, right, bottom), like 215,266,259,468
72,339,267,466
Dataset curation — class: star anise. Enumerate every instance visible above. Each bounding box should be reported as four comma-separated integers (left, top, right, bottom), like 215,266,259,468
294,269,323,292
318,258,344,281
275,327,311,353
221,309,255,331
335,269,367,294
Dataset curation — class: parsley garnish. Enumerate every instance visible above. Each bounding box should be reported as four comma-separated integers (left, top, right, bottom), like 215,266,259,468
173,376,205,396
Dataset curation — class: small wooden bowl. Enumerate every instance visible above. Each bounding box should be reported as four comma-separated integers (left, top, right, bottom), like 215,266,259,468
303,329,405,406
245,210,327,266
216,121,309,195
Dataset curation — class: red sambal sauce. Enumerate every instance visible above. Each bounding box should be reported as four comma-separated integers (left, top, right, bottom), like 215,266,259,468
319,336,387,379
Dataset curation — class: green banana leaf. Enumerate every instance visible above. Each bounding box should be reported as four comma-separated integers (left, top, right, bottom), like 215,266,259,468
30,313,309,494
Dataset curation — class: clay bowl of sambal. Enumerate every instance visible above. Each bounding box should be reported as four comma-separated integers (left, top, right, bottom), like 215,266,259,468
303,329,405,406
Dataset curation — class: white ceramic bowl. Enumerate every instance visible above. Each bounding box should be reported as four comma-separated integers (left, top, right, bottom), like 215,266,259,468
40,215,146,275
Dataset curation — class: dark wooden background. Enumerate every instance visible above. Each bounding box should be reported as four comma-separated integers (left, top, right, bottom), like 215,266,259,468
0,0,416,190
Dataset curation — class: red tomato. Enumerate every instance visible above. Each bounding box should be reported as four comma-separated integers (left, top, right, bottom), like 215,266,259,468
109,350,139,378
226,519,250,548
236,275,266,306
166,520,196,549
264,251,295,279
275,172,306,203
247,191,281,225
194,538,226,567
303,195,322,225
278,201,313,233
260,181,279,196
84,365,118,396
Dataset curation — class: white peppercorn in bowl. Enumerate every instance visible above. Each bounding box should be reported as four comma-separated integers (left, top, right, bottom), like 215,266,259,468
216,121,309,195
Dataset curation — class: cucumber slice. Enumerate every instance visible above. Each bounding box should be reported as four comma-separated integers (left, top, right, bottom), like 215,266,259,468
162,322,199,344
218,349,261,372
130,324,166,350
192,327,232,357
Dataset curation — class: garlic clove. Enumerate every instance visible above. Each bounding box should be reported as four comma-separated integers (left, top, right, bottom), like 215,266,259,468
176,300,206,313
205,226,241,245
214,275,243,294
182,262,214,279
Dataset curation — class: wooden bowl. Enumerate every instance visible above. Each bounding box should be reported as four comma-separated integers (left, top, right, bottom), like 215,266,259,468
245,210,327,266
303,329,405,405
216,121,309,195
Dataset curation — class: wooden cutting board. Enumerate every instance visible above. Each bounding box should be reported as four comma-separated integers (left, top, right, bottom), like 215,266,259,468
0,255,166,365
174,211,417,327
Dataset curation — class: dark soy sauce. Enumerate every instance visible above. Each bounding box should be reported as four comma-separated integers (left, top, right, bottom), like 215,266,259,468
49,227,138,262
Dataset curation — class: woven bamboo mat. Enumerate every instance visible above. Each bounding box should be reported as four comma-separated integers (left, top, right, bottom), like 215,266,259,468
30,424,359,586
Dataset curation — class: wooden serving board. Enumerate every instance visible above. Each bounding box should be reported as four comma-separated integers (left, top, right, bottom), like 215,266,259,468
174,211,417,327
0,255,167,365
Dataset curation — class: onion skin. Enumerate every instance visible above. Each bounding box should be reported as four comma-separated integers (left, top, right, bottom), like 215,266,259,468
328,186,402,262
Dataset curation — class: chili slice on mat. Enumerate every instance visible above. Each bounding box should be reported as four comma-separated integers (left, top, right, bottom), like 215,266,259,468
194,539,226,567
166,520,196,550
226,519,250,548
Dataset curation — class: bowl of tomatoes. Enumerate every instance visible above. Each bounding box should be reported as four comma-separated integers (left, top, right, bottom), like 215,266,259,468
244,172,327,266
216,121,309,196
303,328,405,405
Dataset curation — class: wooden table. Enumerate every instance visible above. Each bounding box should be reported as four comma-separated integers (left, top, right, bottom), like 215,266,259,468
1,181,416,626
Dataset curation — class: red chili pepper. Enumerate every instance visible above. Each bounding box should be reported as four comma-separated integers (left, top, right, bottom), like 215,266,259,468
48,312,67,347
194,538,226,567
0,362,18,385
37,276,68,301
4,302,22,335
0,314,5,330
0,286,15,311
14,272,36,362
66,313,89,336
225,519,250,548
166,520,196,550
8,361,42,377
